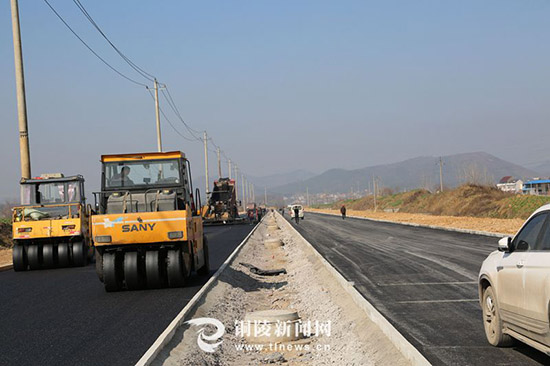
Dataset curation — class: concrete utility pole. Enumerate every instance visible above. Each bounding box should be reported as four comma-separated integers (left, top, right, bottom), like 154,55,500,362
373,177,378,212
154,79,162,152
234,165,238,201
217,147,222,179
10,0,31,180
228,159,232,179
252,184,255,202
241,172,246,210
439,157,444,192
203,131,209,194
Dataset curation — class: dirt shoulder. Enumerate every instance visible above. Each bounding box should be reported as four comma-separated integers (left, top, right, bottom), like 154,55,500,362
152,213,410,366
309,208,523,235
0,249,12,267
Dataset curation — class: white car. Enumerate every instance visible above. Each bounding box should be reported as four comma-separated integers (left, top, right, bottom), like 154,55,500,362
289,204,304,219
478,204,550,355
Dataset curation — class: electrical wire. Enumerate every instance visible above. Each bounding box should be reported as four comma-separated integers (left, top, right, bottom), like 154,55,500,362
72,0,156,82
147,90,197,142
44,0,245,176
42,0,149,88
161,87,203,140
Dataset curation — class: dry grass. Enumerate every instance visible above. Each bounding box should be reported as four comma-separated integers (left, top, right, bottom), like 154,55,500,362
0,249,12,266
321,184,550,220
0,222,12,249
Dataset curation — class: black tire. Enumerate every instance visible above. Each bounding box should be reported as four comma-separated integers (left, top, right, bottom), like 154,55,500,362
27,245,41,270
124,251,144,290
145,250,164,288
58,243,71,267
12,244,27,271
42,244,56,269
482,286,514,347
166,248,186,288
103,252,122,292
95,248,104,282
72,241,87,267
197,237,210,276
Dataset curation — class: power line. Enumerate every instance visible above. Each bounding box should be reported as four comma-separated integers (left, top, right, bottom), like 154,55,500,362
44,0,246,178
161,87,203,139
72,0,156,82
42,0,149,88
147,89,197,142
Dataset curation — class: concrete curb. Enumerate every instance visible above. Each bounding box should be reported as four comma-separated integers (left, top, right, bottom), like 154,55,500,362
310,210,510,238
276,211,432,366
135,219,264,366
0,264,13,272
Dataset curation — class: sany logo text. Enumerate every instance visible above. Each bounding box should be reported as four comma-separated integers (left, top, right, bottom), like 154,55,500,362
122,223,156,232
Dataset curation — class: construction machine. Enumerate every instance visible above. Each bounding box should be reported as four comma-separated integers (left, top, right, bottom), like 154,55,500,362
202,177,242,225
12,174,92,271
91,151,209,292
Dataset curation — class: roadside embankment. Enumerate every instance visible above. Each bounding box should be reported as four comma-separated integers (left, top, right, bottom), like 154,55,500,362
317,184,550,222
147,212,413,366
308,208,523,235
1,221,13,267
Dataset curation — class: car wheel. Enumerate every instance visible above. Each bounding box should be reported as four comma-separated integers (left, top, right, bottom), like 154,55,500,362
482,286,514,347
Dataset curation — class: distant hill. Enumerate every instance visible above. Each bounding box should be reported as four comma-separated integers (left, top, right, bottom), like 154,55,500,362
271,152,540,195
529,161,550,177
193,169,316,198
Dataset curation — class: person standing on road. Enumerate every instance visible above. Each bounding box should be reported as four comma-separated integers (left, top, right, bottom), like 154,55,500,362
340,205,346,220
293,206,300,224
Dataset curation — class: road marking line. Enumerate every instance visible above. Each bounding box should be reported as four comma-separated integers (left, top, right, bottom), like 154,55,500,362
379,281,477,287
396,299,478,304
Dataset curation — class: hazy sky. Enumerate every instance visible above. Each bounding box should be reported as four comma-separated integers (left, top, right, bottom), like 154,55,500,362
1,1,550,200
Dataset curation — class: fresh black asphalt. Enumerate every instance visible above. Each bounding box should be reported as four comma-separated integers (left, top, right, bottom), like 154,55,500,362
288,212,550,366
0,224,253,366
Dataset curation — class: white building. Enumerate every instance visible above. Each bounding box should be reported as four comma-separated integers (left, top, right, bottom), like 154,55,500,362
496,176,523,194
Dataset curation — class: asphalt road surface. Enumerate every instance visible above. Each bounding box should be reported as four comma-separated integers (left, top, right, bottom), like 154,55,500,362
0,224,253,366
288,212,550,366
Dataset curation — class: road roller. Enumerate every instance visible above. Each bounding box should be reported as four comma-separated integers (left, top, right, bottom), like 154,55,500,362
12,174,92,271
91,151,209,292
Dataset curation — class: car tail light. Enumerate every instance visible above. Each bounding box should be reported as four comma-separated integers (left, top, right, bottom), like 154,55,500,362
17,227,32,233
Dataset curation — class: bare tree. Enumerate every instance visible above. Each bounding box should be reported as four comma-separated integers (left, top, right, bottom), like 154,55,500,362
458,162,494,186
0,201,16,219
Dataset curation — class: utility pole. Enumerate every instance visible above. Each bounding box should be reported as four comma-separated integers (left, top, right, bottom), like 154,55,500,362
217,147,222,179
439,157,444,192
203,131,209,194
306,187,309,207
264,187,267,206
10,0,31,180
241,171,246,211
373,177,377,212
234,165,238,201
228,159,232,179
252,184,255,202
154,79,162,152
